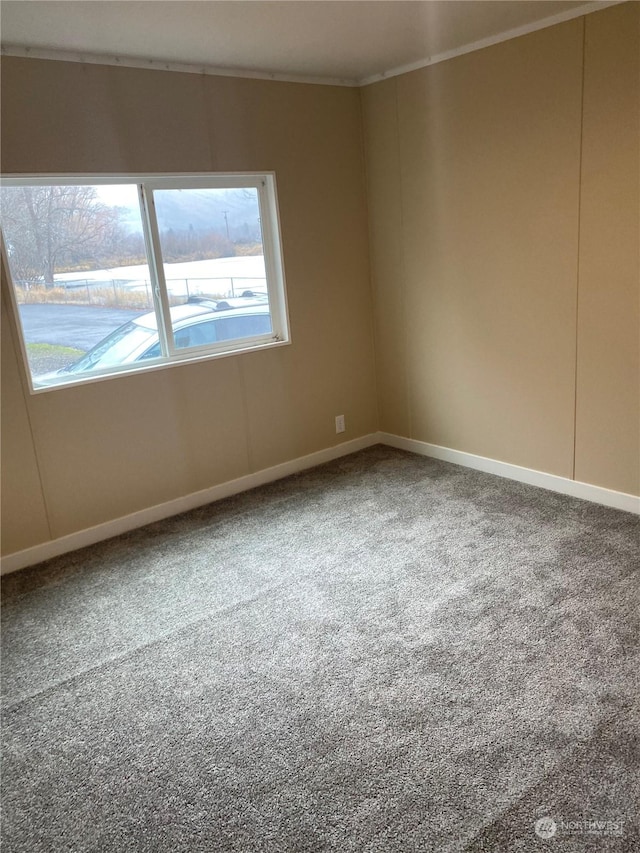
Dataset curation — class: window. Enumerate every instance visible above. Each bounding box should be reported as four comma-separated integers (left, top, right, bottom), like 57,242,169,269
0,174,289,392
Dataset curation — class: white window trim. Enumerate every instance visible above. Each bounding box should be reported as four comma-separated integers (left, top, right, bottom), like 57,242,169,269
0,172,290,394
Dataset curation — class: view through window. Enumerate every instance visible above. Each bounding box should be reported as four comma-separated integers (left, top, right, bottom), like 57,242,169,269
0,174,288,390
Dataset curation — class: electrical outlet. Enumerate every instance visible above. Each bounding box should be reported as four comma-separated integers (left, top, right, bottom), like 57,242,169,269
335,414,346,434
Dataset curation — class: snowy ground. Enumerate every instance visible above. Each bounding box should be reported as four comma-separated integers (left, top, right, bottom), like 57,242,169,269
54,255,267,298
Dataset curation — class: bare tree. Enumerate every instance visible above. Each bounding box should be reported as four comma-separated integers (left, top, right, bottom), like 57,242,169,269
1,186,124,287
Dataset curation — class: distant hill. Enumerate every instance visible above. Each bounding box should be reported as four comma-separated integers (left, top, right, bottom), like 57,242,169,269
116,188,262,243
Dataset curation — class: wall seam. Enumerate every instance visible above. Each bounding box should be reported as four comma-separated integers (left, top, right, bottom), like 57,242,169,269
0,281,54,543
236,356,255,474
357,86,382,434
21,406,52,539
572,16,587,482
200,71,219,172
393,76,412,440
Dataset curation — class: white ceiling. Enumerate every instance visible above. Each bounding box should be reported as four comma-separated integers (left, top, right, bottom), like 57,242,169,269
0,0,618,86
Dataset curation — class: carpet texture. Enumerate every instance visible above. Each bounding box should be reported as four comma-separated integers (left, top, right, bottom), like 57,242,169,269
2,445,639,852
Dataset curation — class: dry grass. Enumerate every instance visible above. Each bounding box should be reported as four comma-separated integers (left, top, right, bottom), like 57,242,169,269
234,242,263,256
17,286,154,310
16,286,230,310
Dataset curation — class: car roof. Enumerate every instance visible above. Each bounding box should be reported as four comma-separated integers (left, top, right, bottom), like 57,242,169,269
133,297,269,331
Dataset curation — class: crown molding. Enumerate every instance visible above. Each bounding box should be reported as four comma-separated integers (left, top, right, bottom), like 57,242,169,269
359,0,628,86
0,44,359,88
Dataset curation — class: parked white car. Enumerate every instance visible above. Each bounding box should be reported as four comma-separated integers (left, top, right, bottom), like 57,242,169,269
45,294,271,381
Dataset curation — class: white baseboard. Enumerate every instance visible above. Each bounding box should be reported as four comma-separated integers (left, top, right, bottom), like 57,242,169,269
379,433,640,515
3,430,638,575
0,433,379,575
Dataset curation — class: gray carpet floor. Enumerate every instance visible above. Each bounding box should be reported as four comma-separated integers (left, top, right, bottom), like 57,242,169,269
2,445,639,852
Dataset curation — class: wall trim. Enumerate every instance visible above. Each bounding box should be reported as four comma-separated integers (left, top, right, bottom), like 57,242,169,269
0,434,379,575
0,44,358,88
360,0,626,86
3,431,638,574
379,433,640,515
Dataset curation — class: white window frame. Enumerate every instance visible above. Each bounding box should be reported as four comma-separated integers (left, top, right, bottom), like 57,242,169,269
0,172,290,394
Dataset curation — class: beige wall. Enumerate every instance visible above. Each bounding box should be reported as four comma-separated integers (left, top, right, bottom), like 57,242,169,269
363,3,639,495
2,4,638,557
0,60,378,554
575,5,640,495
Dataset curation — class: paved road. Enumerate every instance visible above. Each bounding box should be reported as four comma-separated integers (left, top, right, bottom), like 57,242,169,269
18,304,145,351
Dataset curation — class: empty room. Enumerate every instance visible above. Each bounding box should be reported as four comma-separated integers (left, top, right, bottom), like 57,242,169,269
1,1,638,850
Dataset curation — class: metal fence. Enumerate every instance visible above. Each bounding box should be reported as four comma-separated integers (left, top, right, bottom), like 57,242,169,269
16,276,268,307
